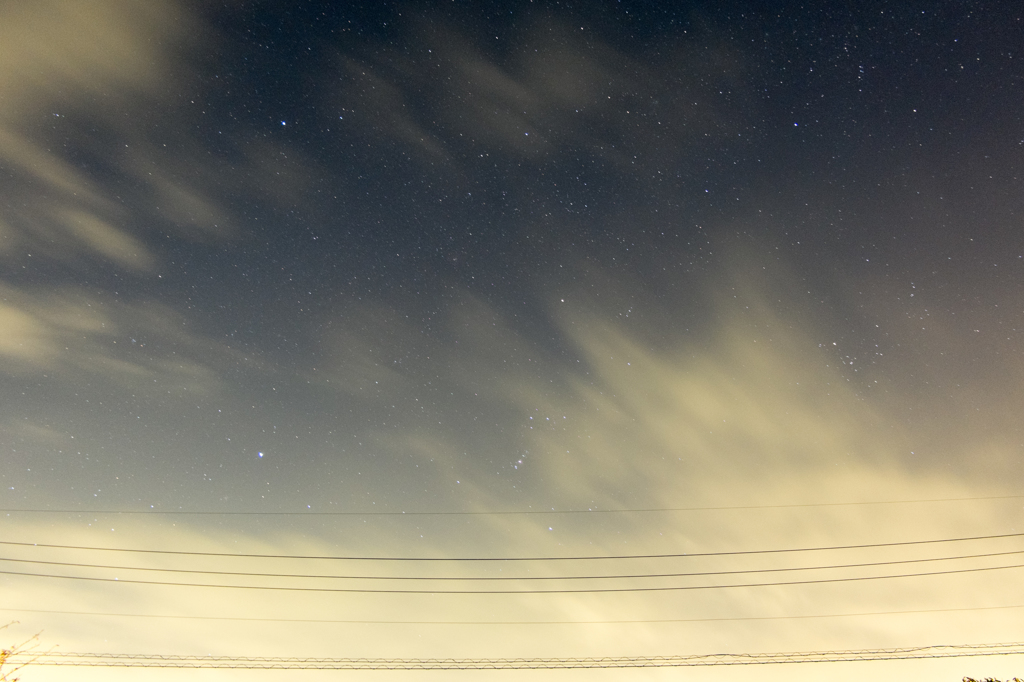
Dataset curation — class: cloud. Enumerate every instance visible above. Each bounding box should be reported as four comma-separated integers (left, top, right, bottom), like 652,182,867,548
0,0,239,270
331,12,753,170
2,238,1021,679
0,1,186,118
53,209,156,272
0,285,242,399
133,163,236,243
521,251,1023,516
0,299,56,364
302,235,1022,531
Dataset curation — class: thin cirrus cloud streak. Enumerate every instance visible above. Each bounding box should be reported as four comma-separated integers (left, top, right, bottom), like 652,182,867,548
0,1,190,264
332,12,750,180
0,0,314,267
0,284,241,392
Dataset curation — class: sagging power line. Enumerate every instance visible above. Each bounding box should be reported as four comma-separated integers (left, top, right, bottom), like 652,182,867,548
2,494,1021,516
3,562,1022,594
3,603,1024,626
4,530,1022,562
1,547,1022,582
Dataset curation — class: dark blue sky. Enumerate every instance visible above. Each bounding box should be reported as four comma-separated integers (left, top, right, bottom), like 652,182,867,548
1,2,1023,674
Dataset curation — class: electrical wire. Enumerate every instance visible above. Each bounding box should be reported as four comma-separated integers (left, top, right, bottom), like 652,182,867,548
2,561,1022,594
2,494,1022,516
9,642,1024,669
3,531,1021,562
1,548,1022,582
3,603,1024,625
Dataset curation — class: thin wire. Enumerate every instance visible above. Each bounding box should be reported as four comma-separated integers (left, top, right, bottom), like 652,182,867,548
3,531,1022,562
2,562,1022,594
1,548,1022,582
10,642,1024,669
2,495,1021,516
3,603,1024,625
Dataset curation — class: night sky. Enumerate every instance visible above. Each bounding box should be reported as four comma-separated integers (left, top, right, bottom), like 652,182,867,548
2,1,1023,680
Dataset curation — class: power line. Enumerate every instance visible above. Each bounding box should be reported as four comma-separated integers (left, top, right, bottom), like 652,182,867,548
2,561,1022,594
3,603,1024,625
10,642,1024,669
2,494,1021,516
3,531,1021,562
2,548,1022,582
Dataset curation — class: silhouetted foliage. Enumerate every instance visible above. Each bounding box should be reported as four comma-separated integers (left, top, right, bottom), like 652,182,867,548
0,623,40,682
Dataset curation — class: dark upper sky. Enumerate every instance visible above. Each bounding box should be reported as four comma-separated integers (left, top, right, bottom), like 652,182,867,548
1,1,1023,677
